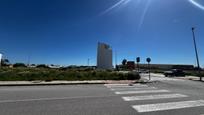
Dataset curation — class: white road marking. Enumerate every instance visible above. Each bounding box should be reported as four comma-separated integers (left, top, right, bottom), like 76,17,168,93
104,84,130,86
115,90,170,95
110,87,157,91
0,95,112,104
133,100,204,113
141,74,185,81
122,94,188,101
105,84,148,88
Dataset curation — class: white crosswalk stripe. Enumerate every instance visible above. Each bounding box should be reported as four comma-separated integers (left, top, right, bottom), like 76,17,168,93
105,84,148,88
132,100,204,113
115,89,170,95
141,73,185,81
110,87,157,91
106,83,203,113
104,84,131,86
122,94,188,101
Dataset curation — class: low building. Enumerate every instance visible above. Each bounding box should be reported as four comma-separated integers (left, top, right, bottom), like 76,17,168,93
139,64,194,70
127,61,135,70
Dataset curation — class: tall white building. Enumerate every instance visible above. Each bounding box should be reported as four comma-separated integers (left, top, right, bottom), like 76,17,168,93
97,42,113,69
0,53,2,66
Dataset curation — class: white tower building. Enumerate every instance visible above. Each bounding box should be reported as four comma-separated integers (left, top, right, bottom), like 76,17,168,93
97,42,113,69
0,53,2,67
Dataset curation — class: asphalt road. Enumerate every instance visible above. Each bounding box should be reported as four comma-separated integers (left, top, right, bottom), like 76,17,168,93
0,74,204,115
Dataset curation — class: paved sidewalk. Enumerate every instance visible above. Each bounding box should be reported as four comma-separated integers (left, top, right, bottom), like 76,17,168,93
143,73,203,82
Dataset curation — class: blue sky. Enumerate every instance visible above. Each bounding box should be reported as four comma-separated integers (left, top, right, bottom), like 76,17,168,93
0,0,204,66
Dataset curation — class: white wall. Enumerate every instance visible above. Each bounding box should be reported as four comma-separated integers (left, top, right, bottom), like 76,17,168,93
0,54,2,66
97,43,113,69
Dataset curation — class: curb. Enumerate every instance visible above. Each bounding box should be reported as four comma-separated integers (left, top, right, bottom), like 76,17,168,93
0,80,147,86
0,82,105,86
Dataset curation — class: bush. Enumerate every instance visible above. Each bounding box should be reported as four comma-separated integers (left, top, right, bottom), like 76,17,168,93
0,67,141,81
36,64,49,68
13,63,26,68
126,72,141,80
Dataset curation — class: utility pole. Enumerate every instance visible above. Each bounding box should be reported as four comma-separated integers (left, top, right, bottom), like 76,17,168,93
146,58,151,81
115,50,117,68
191,27,201,81
27,55,30,67
136,57,140,72
87,58,90,66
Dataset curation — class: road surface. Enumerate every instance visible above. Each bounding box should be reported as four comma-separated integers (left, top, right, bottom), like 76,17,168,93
0,74,204,115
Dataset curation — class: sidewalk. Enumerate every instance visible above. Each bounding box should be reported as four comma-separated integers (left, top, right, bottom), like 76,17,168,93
0,80,144,86
177,76,202,81
141,73,203,82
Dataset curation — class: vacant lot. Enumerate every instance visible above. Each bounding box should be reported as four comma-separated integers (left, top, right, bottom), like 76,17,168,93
0,67,140,81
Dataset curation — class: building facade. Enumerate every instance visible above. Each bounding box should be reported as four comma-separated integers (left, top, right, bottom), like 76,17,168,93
97,42,112,69
0,53,2,66
139,64,194,70
127,61,135,70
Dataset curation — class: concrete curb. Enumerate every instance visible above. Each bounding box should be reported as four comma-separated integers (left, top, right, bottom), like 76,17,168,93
0,83,105,86
0,80,146,86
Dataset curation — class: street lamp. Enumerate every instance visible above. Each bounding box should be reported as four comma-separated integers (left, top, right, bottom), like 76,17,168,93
191,27,201,81
146,57,151,81
136,57,140,72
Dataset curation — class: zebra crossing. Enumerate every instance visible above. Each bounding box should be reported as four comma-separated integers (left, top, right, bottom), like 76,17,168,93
105,84,204,113
140,73,185,81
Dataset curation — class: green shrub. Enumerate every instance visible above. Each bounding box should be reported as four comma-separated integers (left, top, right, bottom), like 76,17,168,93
126,72,141,80
13,63,26,68
0,67,141,81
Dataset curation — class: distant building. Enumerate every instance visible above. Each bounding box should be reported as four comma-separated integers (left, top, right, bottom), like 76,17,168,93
127,61,135,70
139,64,194,70
97,42,113,69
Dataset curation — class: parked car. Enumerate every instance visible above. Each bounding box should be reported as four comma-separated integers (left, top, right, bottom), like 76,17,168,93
164,69,185,77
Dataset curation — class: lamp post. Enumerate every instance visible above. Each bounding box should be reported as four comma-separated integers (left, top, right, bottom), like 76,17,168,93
136,57,140,72
146,57,151,81
191,27,201,81
87,58,90,66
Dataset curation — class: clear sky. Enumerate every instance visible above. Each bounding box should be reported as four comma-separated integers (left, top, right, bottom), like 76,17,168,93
0,0,204,66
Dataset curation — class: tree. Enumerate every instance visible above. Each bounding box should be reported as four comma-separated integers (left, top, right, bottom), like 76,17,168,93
36,64,49,68
122,59,127,66
1,59,10,66
13,63,26,67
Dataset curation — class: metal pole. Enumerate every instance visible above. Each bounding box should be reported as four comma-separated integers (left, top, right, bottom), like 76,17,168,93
87,58,90,66
27,55,30,67
191,27,201,81
115,51,117,68
148,62,151,80
137,62,139,72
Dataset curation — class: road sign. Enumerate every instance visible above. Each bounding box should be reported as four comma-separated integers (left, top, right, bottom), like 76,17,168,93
146,57,151,81
146,58,151,63
136,57,140,63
